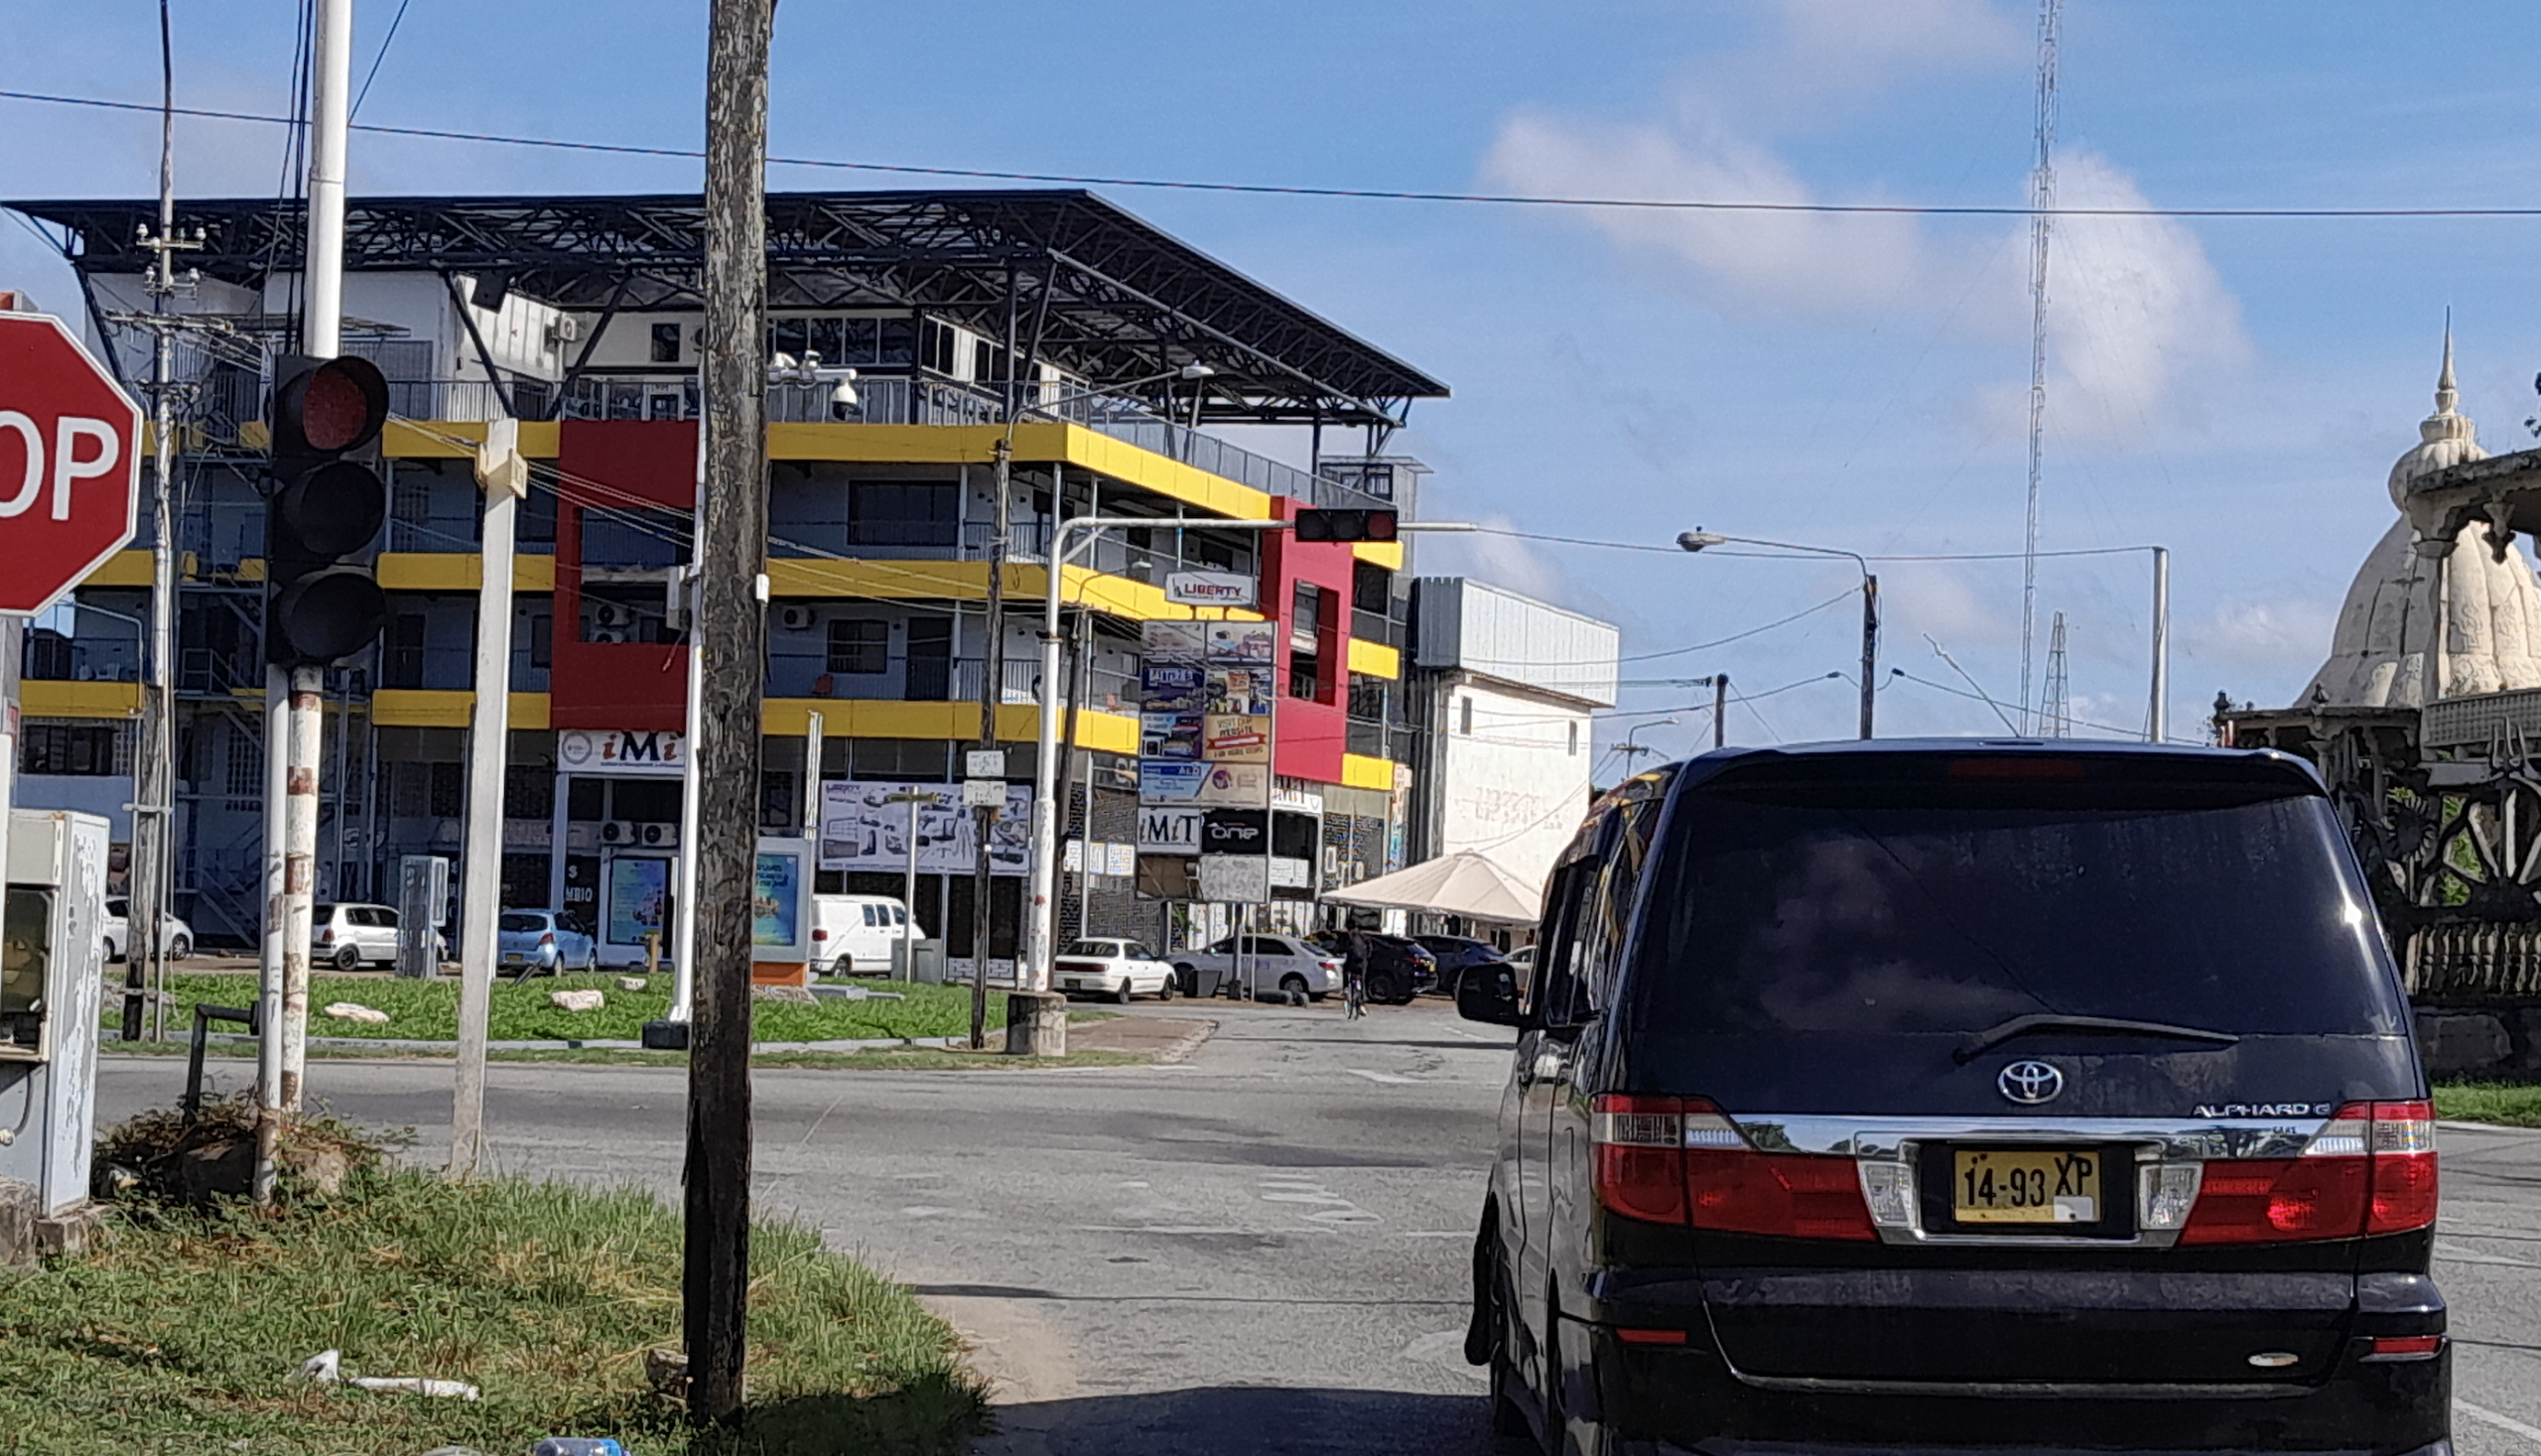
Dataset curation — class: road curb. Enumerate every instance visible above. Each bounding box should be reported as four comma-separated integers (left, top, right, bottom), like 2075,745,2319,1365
1150,1019,1218,1064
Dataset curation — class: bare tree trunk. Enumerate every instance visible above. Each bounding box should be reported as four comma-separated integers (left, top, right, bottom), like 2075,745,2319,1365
688,0,774,1425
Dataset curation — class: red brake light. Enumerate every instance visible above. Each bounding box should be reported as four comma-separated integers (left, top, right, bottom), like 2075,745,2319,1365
539,932,556,947
2181,1102,2436,1245
1588,1095,1874,1240
812,928,828,940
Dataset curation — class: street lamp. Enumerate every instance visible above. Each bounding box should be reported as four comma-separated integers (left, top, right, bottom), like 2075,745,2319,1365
1619,718,1677,768
991,363,1217,994
1020,512,1473,987
1679,530,1878,740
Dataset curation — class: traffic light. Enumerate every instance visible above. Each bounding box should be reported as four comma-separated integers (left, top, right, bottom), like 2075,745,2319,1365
265,354,390,667
1292,508,1399,543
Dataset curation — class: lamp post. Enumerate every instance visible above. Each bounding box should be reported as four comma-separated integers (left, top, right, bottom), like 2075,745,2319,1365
1618,718,1676,768
1021,511,1471,984
1679,530,1877,739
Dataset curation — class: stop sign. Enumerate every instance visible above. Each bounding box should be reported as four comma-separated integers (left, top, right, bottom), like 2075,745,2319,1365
0,313,142,616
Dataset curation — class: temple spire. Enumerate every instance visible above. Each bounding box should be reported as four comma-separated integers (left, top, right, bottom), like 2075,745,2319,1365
2438,311,2458,415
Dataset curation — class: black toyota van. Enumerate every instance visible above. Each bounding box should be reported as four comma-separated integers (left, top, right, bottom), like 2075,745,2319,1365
1459,740,2444,1456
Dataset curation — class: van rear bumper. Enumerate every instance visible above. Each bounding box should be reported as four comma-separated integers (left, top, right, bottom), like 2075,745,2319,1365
1563,1319,2451,1456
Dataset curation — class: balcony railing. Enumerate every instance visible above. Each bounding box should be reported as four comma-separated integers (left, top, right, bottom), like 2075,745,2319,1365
950,657,1044,706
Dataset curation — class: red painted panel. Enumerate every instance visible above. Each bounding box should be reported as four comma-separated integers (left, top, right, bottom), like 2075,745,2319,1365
1261,495,1360,785
549,421,698,732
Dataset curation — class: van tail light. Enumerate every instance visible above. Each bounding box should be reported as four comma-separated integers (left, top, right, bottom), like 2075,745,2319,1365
2181,1101,2437,1245
1589,1095,1874,1240
812,928,828,941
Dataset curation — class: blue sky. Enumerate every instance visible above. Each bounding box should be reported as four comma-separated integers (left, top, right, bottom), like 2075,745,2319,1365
8,1,2541,758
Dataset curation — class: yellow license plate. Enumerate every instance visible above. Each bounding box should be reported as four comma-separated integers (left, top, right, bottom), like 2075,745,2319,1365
1952,1148,2101,1224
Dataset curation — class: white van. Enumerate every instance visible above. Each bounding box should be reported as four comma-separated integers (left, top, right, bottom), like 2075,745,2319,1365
809,894,921,977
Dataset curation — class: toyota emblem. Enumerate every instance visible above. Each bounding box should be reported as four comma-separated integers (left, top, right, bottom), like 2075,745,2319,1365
1998,1060,2065,1106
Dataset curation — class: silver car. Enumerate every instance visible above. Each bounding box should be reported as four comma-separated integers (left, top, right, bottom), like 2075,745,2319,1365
499,910,600,975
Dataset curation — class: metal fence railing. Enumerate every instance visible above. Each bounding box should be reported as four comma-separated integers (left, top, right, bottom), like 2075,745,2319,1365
2405,920,2541,999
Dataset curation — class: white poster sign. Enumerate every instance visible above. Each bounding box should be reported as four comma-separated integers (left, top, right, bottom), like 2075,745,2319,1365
557,728,686,776
819,780,1031,875
1138,806,1205,856
1164,569,1258,609
1190,762,1270,808
1196,854,1271,905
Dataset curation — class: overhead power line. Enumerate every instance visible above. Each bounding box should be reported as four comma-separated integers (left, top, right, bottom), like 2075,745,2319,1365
11,87,2541,219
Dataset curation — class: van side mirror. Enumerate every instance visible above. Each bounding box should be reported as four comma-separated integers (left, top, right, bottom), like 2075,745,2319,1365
1456,961,1528,1028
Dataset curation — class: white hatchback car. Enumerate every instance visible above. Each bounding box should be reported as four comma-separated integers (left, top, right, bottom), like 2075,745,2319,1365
1051,938,1178,1003
101,897,193,962
313,901,414,970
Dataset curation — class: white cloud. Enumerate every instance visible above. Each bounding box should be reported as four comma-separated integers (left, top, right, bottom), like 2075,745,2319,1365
1481,5,2250,438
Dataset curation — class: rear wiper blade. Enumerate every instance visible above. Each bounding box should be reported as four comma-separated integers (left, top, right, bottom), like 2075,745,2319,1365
1953,1012,2240,1065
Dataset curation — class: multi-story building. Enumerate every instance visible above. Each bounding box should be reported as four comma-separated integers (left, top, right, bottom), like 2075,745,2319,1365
1405,577,1620,896
8,191,1446,968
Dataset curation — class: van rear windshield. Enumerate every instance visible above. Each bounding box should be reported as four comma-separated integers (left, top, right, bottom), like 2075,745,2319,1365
1630,776,2405,1038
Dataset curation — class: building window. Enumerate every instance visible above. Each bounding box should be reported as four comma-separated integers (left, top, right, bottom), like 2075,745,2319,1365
429,761,466,818
847,481,958,547
827,618,889,675
1568,721,1579,755
650,323,681,364
1459,698,1473,735
503,763,554,821
528,612,553,669
19,722,125,776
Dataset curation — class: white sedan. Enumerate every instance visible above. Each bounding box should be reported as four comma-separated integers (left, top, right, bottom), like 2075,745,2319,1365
1051,938,1179,1003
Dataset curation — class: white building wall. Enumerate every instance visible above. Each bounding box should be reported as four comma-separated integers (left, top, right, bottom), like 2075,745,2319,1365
1434,677,1593,902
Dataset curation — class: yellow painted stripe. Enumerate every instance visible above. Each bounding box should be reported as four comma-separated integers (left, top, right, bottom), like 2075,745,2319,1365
19,681,141,720
1353,540,1404,570
1340,753,1396,791
383,420,561,459
84,550,153,588
761,698,1136,750
763,557,1265,623
376,553,558,593
370,689,552,729
1347,636,1401,681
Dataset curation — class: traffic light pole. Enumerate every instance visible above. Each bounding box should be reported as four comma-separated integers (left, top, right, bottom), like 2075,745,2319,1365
255,0,354,1209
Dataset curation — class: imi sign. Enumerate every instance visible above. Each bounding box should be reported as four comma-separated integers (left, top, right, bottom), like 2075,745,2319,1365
0,314,143,616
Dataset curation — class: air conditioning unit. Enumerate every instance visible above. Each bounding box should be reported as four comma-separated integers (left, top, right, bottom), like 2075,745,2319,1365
545,316,582,344
590,628,629,644
639,822,680,849
777,604,817,631
599,820,638,847
593,602,630,628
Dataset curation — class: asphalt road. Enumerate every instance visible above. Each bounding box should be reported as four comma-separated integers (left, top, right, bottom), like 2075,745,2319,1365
94,1003,2541,1456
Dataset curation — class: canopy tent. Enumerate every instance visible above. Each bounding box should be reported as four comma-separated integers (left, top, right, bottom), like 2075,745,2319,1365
1322,852,1542,925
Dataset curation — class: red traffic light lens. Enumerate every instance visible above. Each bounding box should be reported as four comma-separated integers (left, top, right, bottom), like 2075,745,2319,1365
277,355,390,455
1364,510,1399,541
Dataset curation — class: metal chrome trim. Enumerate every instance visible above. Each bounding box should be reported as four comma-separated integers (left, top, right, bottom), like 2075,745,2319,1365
1735,1114,2327,1162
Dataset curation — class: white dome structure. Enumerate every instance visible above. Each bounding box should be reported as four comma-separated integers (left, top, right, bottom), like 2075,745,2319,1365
2302,334,2541,709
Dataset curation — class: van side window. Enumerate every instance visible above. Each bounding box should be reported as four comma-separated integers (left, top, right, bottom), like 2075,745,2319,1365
1532,817,1611,1026
1577,797,1662,1015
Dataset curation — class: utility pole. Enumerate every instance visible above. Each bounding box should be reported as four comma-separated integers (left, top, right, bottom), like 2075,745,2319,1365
689,0,774,1426
2020,0,2062,734
256,0,353,1208
2148,547,2170,742
449,420,523,1179
972,442,1012,1048
1711,673,1727,749
1859,573,1880,740
129,0,194,1043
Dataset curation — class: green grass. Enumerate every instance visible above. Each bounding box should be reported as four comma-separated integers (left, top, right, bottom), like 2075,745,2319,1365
108,1036,1142,1072
0,1169,986,1455
129,972,1004,1044
2435,1081,2541,1126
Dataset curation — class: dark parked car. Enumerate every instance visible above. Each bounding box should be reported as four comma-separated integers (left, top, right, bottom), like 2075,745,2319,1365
1311,931,1437,1004
1460,741,2443,1456
1414,933,1508,994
